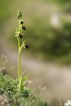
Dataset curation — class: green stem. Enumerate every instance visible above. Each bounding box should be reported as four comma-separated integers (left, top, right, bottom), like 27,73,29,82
18,38,21,82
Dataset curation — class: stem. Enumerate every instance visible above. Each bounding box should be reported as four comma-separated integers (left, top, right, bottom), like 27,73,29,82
18,38,21,82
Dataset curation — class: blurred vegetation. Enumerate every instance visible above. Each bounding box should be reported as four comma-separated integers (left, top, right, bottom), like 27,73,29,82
0,0,12,24
0,0,71,64
23,21,71,64
0,73,48,106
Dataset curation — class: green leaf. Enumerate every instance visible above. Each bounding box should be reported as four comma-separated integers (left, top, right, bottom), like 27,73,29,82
21,75,28,86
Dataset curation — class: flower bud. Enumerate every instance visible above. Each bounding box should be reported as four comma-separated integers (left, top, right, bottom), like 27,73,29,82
18,34,23,38
22,26,26,30
25,44,29,49
20,20,24,24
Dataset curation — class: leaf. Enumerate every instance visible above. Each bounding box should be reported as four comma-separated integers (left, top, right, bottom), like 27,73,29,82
21,75,28,86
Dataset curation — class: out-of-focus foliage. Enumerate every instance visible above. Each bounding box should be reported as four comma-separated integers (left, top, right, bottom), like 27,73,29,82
0,0,71,63
44,0,71,14
0,0,12,24
24,21,71,63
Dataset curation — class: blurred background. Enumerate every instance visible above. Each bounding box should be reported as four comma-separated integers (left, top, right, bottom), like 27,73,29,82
0,0,71,105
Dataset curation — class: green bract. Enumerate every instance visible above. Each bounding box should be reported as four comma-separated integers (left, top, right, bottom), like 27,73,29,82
17,10,22,19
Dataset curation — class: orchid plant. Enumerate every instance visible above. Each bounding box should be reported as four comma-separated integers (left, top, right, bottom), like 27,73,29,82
15,10,29,91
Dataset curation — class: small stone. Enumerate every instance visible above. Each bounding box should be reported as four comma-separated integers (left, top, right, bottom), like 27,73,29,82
1,101,5,106
0,95,4,101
